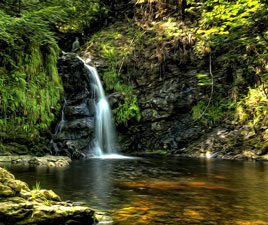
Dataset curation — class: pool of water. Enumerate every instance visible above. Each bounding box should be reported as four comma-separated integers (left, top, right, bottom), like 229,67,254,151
2,156,268,225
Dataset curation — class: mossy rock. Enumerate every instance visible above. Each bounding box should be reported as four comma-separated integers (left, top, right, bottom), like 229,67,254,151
0,142,28,156
0,168,30,197
0,167,98,224
0,155,71,167
0,183,15,197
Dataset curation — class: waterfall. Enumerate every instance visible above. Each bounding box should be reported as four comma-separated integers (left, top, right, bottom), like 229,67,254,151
49,98,66,154
77,57,117,156
54,98,66,135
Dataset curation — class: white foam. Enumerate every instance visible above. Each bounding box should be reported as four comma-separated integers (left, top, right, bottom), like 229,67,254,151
77,56,117,156
92,154,136,160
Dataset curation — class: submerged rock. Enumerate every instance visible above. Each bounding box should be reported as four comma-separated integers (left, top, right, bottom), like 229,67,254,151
0,167,98,225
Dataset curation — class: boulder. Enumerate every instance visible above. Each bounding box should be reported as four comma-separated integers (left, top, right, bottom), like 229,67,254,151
0,167,98,225
50,53,96,158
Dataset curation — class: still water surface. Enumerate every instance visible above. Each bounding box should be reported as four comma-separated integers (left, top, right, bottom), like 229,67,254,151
2,156,268,225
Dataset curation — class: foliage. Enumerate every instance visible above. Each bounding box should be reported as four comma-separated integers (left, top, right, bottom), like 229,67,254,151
0,0,108,35
192,100,226,127
32,181,41,191
88,23,141,125
0,5,64,152
234,86,268,131
195,0,268,83
56,0,108,34
185,0,268,132
196,73,212,86
113,93,141,126
0,42,62,147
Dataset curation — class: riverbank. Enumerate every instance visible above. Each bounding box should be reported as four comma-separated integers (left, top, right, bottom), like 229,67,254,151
4,156,268,225
0,155,71,167
0,167,99,225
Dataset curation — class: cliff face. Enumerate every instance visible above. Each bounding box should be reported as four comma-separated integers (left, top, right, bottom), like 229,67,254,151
116,55,208,152
82,0,268,160
50,53,95,159
83,19,228,155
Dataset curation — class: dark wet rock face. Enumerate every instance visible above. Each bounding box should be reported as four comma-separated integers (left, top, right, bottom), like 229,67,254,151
101,58,209,153
50,53,95,159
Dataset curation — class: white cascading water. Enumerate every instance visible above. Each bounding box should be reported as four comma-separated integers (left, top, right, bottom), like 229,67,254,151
77,56,118,157
49,98,66,154
54,98,66,135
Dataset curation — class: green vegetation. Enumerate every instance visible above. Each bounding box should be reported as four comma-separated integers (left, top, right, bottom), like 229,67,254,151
195,0,268,82
235,86,268,131
192,101,224,127
190,0,268,130
32,181,41,191
0,7,63,153
88,23,141,125
1,0,268,154
0,0,111,154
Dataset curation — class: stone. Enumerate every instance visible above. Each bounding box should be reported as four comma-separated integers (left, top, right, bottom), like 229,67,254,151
0,167,98,225
50,53,96,158
0,155,71,167
0,183,14,197
65,103,92,118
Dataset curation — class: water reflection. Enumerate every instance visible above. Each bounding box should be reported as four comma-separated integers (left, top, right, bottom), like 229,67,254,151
2,157,268,224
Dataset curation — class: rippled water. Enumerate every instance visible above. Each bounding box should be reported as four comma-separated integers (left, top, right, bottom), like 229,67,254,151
2,156,268,225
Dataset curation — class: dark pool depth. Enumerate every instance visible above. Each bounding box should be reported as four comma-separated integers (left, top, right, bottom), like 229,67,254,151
2,156,268,225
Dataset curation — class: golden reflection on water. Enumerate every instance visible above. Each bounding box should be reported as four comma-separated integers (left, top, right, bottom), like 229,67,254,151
112,200,211,224
112,180,266,225
112,198,268,225
120,180,233,191
3,158,268,225
233,221,268,225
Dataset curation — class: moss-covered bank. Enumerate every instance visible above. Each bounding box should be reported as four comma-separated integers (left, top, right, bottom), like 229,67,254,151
0,155,71,167
0,8,64,155
0,167,99,224
0,42,63,156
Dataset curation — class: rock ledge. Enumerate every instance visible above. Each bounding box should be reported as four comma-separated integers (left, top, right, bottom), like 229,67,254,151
0,155,71,167
0,167,98,225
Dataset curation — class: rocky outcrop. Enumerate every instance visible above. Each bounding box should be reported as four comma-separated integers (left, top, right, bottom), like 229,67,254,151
0,167,97,225
84,25,238,156
50,53,95,159
0,155,71,167
93,53,217,153
180,125,268,161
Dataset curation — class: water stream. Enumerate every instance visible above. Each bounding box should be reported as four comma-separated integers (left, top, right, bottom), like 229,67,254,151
2,156,268,225
54,98,66,135
49,98,66,153
39,55,268,224
77,57,118,157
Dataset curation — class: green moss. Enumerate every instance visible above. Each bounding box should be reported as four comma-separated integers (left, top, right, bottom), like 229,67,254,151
192,100,227,127
235,86,268,131
0,41,63,154
88,22,141,126
32,181,41,191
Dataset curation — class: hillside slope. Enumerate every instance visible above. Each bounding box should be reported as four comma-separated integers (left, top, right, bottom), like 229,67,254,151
82,0,268,160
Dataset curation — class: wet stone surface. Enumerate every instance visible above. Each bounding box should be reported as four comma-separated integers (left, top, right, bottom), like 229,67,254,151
0,167,98,225
50,53,96,159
